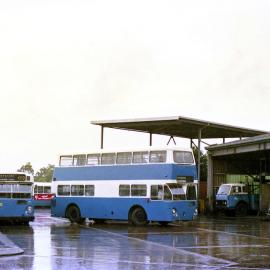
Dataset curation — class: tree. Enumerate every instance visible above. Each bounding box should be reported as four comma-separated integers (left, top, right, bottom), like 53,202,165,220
192,147,208,182
17,162,34,175
34,164,55,182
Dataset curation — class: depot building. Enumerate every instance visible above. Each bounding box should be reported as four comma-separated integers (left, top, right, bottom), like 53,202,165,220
207,134,270,212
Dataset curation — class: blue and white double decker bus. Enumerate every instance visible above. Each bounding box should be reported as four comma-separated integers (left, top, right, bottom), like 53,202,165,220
51,146,198,225
0,172,35,224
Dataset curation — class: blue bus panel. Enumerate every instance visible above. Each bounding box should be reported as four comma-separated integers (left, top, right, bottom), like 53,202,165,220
51,197,197,222
0,199,34,222
53,164,197,181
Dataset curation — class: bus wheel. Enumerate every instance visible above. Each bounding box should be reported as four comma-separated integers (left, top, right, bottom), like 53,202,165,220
235,202,248,217
130,207,148,226
66,205,84,224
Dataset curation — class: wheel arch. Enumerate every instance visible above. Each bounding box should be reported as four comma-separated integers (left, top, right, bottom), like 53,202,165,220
65,203,81,218
236,201,248,208
128,204,148,221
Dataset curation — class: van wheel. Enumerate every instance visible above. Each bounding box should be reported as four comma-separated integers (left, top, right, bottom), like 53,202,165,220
235,203,248,217
130,207,148,226
66,205,84,224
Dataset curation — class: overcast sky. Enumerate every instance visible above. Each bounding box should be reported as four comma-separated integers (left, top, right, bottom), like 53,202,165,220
0,0,270,172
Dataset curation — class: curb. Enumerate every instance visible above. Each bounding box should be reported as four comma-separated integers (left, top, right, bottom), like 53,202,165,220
0,232,24,256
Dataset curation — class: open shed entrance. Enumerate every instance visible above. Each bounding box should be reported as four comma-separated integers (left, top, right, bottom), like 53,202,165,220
208,135,270,213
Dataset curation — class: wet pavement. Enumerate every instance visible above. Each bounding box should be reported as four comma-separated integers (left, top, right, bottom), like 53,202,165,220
0,209,270,269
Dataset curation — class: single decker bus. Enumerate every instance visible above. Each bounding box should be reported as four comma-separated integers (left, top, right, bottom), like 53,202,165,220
0,172,35,224
33,182,53,207
51,146,198,225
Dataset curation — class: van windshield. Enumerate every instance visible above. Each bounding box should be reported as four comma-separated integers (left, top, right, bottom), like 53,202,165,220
217,185,231,195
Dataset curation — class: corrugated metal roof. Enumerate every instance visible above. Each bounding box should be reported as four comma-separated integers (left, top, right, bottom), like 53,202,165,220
91,116,268,139
207,133,270,150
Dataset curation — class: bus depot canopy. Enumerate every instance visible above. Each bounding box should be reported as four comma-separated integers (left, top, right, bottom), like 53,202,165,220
91,116,267,140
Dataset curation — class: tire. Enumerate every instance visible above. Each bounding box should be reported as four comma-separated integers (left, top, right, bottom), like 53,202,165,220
66,205,84,224
235,202,248,217
130,207,148,226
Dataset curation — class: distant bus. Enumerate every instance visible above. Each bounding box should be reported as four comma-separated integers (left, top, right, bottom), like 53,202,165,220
51,147,198,225
0,172,34,224
33,182,53,207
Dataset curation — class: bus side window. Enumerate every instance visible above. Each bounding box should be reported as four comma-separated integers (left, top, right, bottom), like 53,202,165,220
101,153,116,165
34,185,38,193
164,185,172,200
37,186,43,193
149,151,166,163
132,152,149,164
59,156,73,166
73,155,86,166
131,185,147,196
44,186,51,193
151,185,163,200
119,185,130,196
58,185,70,196
87,154,100,165
85,185,95,196
71,185,84,196
116,152,132,164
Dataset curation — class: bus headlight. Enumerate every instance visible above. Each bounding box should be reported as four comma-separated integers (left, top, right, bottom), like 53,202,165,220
172,208,178,217
26,206,33,214
194,208,198,216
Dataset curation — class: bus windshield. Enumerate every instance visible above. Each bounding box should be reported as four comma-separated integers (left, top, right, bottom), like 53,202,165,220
0,183,32,199
166,183,186,200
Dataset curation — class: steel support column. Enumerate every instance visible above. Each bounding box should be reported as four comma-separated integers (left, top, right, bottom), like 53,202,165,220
101,125,104,149
207,153,213,212
197,128,202,202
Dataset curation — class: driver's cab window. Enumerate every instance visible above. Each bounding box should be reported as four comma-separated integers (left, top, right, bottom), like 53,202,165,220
231,186,241,194
164,185,172,200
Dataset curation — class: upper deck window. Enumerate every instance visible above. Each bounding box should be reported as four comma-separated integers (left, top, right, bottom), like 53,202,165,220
149,151,166,163
73,155,86,166
101,153,116,165
59,156,73,166
173,151,194,164
87,154,100,165
132,151,149,164
116,152,132,164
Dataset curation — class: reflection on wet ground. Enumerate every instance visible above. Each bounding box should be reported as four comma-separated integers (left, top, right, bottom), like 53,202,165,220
0,209,270,269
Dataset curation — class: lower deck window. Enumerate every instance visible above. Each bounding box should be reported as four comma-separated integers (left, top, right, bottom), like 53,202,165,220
131,185,147,196
58,185,71,196
71,185,84,196
151,185,163,200
85,185,95,196
119,185,130,196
